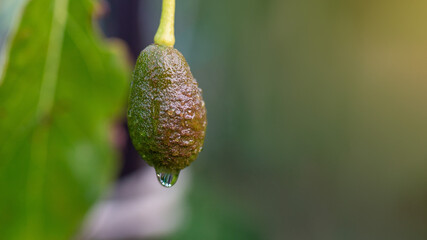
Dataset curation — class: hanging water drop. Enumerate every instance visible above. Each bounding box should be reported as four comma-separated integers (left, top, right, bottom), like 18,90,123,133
156,170,180,188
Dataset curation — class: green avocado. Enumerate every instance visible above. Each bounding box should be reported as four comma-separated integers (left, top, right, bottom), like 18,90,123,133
127,44,207,174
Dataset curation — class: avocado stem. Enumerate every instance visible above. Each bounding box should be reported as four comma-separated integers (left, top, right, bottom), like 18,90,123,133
154,0,175,47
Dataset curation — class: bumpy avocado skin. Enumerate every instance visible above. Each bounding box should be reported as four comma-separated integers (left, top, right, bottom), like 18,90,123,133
127,44,207,172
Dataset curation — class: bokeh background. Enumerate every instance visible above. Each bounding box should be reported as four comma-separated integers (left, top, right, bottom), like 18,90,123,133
1,0,427,239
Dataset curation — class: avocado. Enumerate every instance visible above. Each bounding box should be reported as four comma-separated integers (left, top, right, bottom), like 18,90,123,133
127,44,207,174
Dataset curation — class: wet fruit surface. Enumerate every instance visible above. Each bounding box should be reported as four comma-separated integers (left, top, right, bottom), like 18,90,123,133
127,44,207,173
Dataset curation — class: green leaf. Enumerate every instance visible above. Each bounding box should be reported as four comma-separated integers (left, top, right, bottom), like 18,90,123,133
0,0,129,238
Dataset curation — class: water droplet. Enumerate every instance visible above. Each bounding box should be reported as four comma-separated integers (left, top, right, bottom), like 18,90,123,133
181,129,191,135
181,139,194,146
155,170,180,188
184,110,195,120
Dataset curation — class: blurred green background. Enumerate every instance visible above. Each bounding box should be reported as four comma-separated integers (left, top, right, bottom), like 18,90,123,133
1,0,427,239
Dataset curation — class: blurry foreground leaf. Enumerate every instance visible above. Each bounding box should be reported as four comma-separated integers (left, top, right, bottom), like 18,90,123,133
0,0,128,238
